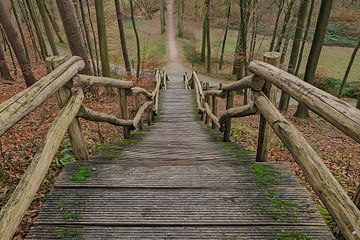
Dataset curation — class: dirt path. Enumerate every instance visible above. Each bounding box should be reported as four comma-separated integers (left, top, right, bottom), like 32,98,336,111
164,0,225,86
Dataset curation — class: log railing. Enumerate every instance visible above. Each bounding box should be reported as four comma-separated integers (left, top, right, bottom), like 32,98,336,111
0,56,167,240
185,52,360,240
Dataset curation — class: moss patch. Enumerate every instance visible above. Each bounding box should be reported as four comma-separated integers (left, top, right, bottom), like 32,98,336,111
63,212,79,220
71,166,93,182
316,204,333,226
260,191,300,222
56,227,83,239
250,164,281,187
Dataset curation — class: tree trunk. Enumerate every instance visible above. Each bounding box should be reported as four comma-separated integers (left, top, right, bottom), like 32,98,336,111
44,1,64,43
0,1,37,86
274,0,296,52
115,0,131,73
130,0,140,79
338,39,359,98
56,0,91,75
36,0,59,56
95,0,111,77
86,0,100,76
25,0,48,59
205,0,211,72
17,0,41,60
10,0,29,61
79,0,97,75
234,0,250,81
160,0,166,34
200,1,207,63
219,0,231,70
177,0,184,37
295,0,315,76
295,0,333,118
269,0,284,51
279,0,309,111
0,38,14,81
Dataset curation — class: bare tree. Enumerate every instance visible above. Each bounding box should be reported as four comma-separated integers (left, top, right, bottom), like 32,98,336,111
95,0,111,77
0,38,14,81
0,1,37,86
219,0,231,70
295,0,334,118
130,0,140,79
56,0,92,74
115,0,131,73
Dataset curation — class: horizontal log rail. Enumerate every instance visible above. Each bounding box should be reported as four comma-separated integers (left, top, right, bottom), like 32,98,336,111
0,56,167,240
185,53,360,240
249,60,360,143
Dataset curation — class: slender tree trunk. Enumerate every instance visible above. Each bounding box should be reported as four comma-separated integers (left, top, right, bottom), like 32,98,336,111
274,0,296,52
338,39,359,98
115,0,131,73
73,0,88,52
0,38,14,81
200,2,207,63
56,0,92,75
79,0,97,75
25,0,48,59
36,0,59,56
177,0,185,37
44,1,64,43
219,0,231,70
160,0,166,34
130,0,140,79
269,0,284,51
249,0,258,62
18,0,40,60
205,0,211,72
1,27,17,73
279,0,309,111
295,0,314,76
86,0,100,76
10,0,29,61
95,0,111,77
234,0,250,81
295,0,334,118
0,1,37,86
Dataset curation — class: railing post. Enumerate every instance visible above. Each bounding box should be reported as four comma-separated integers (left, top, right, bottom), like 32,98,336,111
223,91,234,142
119,88,130,139
255,52,281,162
204,83,210,125
211,95,217,129
134,94,143,130
46,56,90,160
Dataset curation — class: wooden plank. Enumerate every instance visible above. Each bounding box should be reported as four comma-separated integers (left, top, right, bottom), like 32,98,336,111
33,188,325,226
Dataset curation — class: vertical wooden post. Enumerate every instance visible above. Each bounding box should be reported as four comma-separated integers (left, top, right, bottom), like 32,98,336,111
134,94,143,130
223,91,234,142
204,83,210,124
255,52,281,162
211,95,217,129
119,88,130,139
46,56,90,160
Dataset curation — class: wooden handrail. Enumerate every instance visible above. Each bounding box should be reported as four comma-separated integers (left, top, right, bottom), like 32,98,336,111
132,87,153,100
73,74,133,88
252,91,360,240
133,101,153,129
0,56,85,136
0,89,84,240
77,105,134,128
249,60,360,143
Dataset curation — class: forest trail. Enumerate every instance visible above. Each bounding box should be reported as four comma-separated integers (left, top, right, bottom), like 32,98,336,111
26,1,333,239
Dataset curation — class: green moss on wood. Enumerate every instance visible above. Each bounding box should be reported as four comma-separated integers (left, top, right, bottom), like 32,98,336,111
71,166,93,182
62,212,79,220
316,203,333,226
250,164,281,187
56,227,83,239
259,191,300,222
